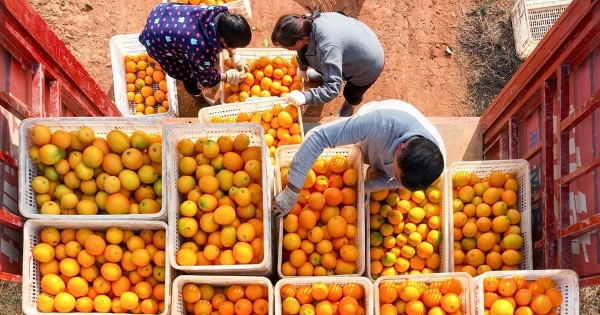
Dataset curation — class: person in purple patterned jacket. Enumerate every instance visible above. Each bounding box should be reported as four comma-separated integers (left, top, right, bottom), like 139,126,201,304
140,3,252,100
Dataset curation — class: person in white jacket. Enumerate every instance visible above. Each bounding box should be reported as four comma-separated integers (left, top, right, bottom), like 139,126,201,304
272,100,446,218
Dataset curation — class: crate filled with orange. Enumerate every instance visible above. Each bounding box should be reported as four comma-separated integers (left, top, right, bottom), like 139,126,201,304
275,277,373,315
220,48,303,103
163,123,272,275
375,273,473,315
199,98,304,165
171,275,273,315
18,118,166,221
110,34,178,117
473,270,579,315
446,160,532,276
275,145,365,277
366,173,448,280
22,219,171,314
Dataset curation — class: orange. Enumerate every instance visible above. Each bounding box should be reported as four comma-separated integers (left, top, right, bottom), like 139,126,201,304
404,300,426,315
226,284,245,302
530,294,553,314
235,298,253,315
545,288,563,307
342,283,364,300
422,288,443,308
338,296,359,315
327,215,348,238
379,282,398,303
440,293,460,313
440,278,462,295
41,273,65,295
490,299,514,315
488,171,506,188
514,288,532,306
498,278,517,297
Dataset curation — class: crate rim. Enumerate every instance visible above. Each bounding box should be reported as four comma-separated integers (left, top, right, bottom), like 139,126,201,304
163,122,273,275
109,33,179,118
444,158,533,270
472,269,580,315
21,219,171,315
17,117,168,221
274,144,366,279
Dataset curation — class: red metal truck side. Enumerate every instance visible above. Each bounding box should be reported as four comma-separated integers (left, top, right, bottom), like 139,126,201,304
0,0,121,281
479,0,600,286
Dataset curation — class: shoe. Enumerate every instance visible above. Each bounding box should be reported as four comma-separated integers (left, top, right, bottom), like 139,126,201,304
183,80,202,96
336,101,355,117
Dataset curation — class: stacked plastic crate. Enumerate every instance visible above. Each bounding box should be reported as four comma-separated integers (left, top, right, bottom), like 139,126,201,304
19,118,172,314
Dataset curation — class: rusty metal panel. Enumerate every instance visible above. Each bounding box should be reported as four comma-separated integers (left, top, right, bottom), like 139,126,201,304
520,106,542,157
0,223,22,278
569,231,600,279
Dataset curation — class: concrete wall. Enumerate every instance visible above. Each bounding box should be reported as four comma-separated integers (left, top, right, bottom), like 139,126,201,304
429,117,482,166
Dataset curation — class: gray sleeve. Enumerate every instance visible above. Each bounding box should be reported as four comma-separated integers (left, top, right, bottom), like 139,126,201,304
304,46,343,105
365,176,402,192
285,112,380,190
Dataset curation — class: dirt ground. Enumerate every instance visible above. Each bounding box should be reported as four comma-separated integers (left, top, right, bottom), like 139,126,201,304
28,0,479,118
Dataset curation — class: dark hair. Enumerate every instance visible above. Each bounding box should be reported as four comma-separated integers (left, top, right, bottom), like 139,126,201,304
218,14,252,48
397,138,444,191
271,8,322,48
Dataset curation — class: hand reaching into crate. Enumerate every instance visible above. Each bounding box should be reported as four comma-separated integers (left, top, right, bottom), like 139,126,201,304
285,90,307,105
272,186,299,219
231,53,250,72
225,69,248,84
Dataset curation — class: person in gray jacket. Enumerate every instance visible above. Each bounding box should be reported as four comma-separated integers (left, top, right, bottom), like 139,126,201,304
271,100,446,219
271,8,385,117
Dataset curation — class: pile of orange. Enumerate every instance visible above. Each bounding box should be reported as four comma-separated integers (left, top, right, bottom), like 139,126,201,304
123,52,170,116
378,278,464,315
209,104,302,164
451,171,523,276
481,276,563,315
280,282,366,315
180,283,269,315
279,154,361,276
28,124,163,216
173,134,265,266
368,177,443,279
31,226,167,313
222,54,303,103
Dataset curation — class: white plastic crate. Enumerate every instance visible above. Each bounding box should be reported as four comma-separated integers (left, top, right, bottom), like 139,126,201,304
22,219,171,315
365,171,450,282
445,159,533,270
110,33,179,118
274,144,366,278
18,117,167,221
163,122,273,275
274,276,374,315
197,97,304,139
511,0,572,59
473,269,579,314
374,272,473,315
171,275,272,315
162,0,252,19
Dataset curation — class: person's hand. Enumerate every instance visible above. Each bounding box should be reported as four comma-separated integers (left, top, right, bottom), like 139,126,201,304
285,90,306,105
297,67,309,82
231,54,250,73
272,186,300,219
225,69,248,84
